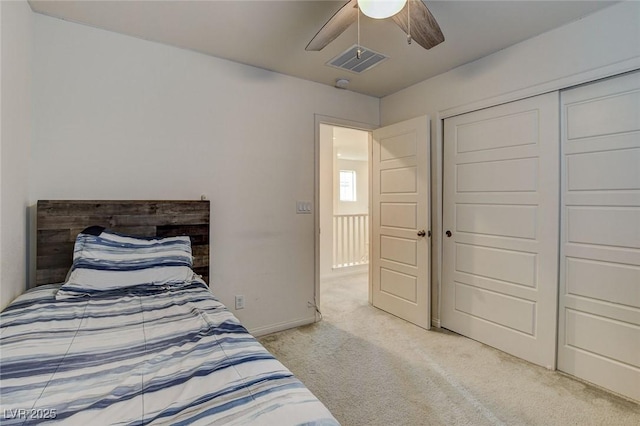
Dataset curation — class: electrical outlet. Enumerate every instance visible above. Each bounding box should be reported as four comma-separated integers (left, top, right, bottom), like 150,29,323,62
235,295,245,310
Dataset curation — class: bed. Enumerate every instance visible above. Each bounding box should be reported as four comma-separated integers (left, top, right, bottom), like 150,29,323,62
1,200,338,425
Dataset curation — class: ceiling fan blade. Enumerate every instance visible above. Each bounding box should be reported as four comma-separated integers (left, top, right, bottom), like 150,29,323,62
306,0,358,51
391,0,444,50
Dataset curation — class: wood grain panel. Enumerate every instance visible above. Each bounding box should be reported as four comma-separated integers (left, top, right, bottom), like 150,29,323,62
457,158,538,193
455,243,537,288
380,235,417,266
380,167,417,194
380,131,416,161
567,207,640,249
567,89,640,140
380,203,417,229
456,204,537,239
454,282,536,335
36,200,210,285
565,309,640,368
380,268,417,303
567,148,640,191
456,110,538,153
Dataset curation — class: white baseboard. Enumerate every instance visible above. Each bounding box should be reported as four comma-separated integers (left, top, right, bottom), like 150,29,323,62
431,318,441,328
249,316,316,337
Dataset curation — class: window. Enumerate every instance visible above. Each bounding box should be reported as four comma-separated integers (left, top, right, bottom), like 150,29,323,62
339,170,357,202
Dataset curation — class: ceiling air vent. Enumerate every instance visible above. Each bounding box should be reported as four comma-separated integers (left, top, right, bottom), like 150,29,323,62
327,45,388,74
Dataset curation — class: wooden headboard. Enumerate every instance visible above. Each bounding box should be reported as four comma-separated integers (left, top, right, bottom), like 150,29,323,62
36,200,210,286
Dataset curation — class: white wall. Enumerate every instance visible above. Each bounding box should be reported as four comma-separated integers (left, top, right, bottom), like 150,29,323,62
380,1,640,325
31,14,379,334
319,124,333,279
1,0,32,310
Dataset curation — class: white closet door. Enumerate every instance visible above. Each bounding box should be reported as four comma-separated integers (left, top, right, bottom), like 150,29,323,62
558,71,640,401
442,92,559,369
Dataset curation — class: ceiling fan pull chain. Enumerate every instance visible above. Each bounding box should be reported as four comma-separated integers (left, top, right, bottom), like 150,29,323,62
357,4,362,59
407,0,412,44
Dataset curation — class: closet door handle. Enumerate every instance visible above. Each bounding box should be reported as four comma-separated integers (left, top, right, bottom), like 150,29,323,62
446,230,452,238
417,230,426,237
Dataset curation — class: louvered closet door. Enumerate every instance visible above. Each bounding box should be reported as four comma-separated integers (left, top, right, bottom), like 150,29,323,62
442,92,559,369
558,71,640,401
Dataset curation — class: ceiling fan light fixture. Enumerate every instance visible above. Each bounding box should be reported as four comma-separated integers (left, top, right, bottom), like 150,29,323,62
359,0,407,19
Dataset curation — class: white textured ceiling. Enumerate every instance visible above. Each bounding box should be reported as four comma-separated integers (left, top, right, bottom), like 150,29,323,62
29,0,617,98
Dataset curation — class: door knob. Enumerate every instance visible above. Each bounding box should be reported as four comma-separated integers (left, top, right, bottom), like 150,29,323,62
417,230,426,237
446,230,452,237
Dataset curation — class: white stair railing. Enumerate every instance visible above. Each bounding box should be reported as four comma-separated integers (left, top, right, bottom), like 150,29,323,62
333,214,369,269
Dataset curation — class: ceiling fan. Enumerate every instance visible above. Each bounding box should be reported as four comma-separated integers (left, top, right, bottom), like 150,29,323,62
306,0,445,52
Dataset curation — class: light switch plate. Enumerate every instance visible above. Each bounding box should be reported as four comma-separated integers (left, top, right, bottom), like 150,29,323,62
296,201,312,214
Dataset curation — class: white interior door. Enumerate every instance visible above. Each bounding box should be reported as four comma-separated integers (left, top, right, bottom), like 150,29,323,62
558,71,640,401
442,92,559,368
371,116,430,329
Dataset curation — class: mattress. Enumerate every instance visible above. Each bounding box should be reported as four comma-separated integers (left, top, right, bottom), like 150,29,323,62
0,281,338,425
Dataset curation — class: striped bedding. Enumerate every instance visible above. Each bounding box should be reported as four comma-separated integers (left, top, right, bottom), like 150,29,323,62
0,280,339,425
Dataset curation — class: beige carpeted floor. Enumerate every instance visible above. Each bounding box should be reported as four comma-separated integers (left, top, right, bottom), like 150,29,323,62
259,273,640,426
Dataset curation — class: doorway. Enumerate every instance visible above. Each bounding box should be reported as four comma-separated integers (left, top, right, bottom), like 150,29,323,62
315,115,432,329
318,123,371,302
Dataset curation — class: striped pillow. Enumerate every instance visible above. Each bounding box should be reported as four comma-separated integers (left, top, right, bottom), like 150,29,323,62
59,230,194,295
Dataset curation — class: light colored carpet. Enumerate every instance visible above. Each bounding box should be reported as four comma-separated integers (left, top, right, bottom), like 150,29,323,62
259,273,639,426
